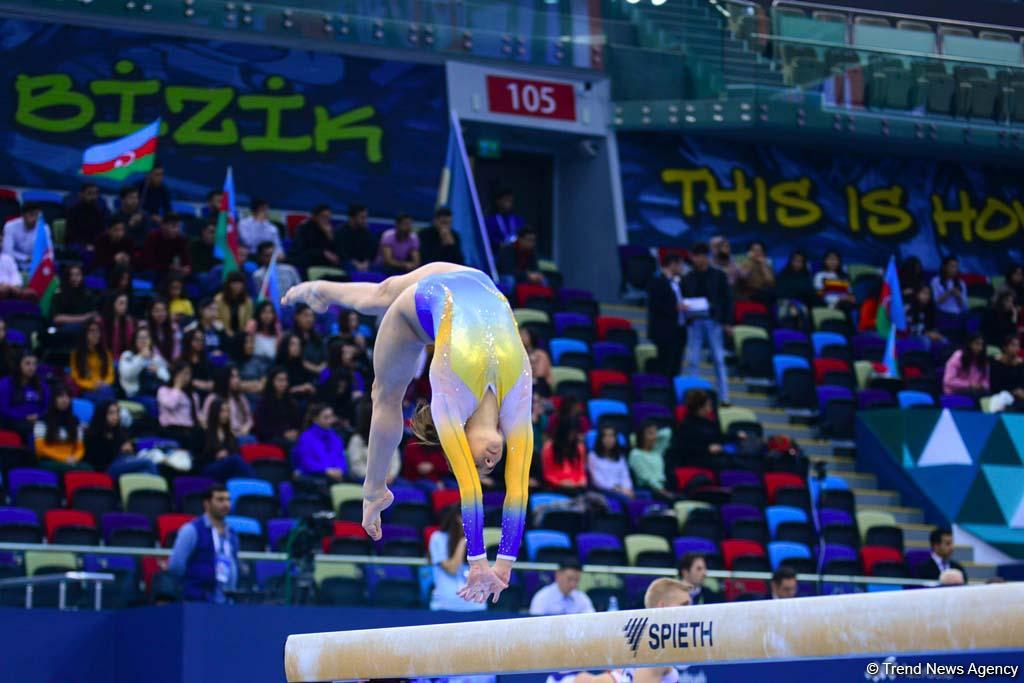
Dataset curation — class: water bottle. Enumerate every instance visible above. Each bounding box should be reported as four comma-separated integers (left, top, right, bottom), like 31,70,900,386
607,595,619,612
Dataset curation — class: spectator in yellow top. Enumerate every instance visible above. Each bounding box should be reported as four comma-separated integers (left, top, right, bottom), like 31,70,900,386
162,275,195,324
70,320,116,402
34,385,89,472
214,271,254,339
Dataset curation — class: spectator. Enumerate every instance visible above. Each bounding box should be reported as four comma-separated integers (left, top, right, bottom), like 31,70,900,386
136,164,172,216
983,291,1018,347
246,301,282,368
189,222,218,274
528,560,594,616
162,275,195,323
274,333,317,397
293,204,341,271
678,553,721,605
628,420,674,501
142,213,191,276
497,226,544,285
905,285,943,343
545,395,590,440
336,310,369,352
33,385,89,473
586,425,634,501
917,528,967,581
647,252,687,378
167,484,240,604
0,351,47,444
184,298,228,358
179,328,215,394
377,213,421,274
336,203,378,272
857,280,883,333
420,207,463,265
0,252,33,300
668,389,727,474
214,271,254,340
813,250,855,311
119,327,170,409
112,185,149,243
345,396,400,483
253,367,303,445
943,333,989,398
292,304,327,373
147,298,181,362
402,438,450,485
775,250,816,311
51,263,97,327
84,400,157,476
317,356,355,430
931,256,968,336
0,319,12,378
65,182,108,248
292,402,346,483
252,241,302,296
157,360,204,455
94,218,135,271
201,189,222,220
238,198,282,255
681,242,732,406
996,264,1024,304
899,256,925,300
541,419,588,492
990,334,1024,411
107,264,133,296
519,327,552,396
100,291,136,357
485,188,524,254
235,333,268,393
770,566,798,599
735,240,775,303
2,201,47,272
200,365,254,441
709,235,740,286
70,320,116,402
200,398,255,481
428,505,487,612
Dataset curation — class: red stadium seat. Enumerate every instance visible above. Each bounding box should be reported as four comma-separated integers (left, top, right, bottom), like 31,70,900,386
734,301,768,325
431,489,461,513
589,369,629,395
813,358,851,384
595,316,631,340
332,521,366,539
0,429,23,447
240,443,287,462
960,273,987,287
64,471,114,505
422,525,440,548
720,539,766,570
157,513,195,547
674,467,716,491
861,545,904,575
285,212,310,238
43,509,96,542
763,473,806,505
515,283,554,307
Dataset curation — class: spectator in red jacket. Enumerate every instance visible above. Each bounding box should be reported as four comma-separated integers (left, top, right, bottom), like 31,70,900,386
402,437,450,484
142,213,191,276
541,419,588,493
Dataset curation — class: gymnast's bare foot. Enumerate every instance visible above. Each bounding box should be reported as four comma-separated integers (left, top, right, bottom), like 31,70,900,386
362,487,394,541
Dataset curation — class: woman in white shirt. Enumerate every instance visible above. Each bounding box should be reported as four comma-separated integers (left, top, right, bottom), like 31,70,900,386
246,301,282,365
119,328,170,410
429,506,487,612
587,425,634,501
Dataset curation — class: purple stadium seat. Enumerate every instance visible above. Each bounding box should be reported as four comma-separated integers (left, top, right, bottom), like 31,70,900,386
5,329,26,346
267,518,297,550
817,385,854,410
905,548,932,575
0,507,39,527
350,271,385,283
631,402,672,428
627,499,666,525
631,373,671,393
278,481,294,511
940,394,977,411
364,564,415,590
172,476,216,508
378,524,420,543
896,336,930,356
559,288,593,304
100,512,152,543
7,468,58,496
819,543,858,571
0,300,40,317
483,491,505,509
817,508,854,529
719,503,762,533
592,341,630,367
673,536,718,558
719,470,761,489
576,532,623,562
553,312,593,335
252,560,287,588
390,487,428,506
857,389,895,410
772,329,808,353
82,554,137,575
852,332,885,360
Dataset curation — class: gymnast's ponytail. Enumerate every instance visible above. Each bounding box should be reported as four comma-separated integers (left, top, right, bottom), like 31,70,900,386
410,401,440,446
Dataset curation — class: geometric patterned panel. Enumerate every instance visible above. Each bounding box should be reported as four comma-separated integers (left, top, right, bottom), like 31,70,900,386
952,410,997,462
996,414,1024,465
916,409,973,467
957,471,1008,525
861,408,908,464
907,465,977,521
904,409,942,462
981,465,1024,524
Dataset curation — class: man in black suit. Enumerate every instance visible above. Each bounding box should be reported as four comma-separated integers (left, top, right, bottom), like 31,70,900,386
916,528,967,581
647,252,687,377
678,552,722,605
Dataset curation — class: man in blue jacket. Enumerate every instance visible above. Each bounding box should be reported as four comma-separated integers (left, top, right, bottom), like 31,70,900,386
168,484,239,603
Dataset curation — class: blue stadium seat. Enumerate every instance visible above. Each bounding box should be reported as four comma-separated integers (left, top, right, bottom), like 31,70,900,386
525,530,572,561
772,354,810,386
768,541,812,570
587,399,629,425
765,506,808,538
550,338,589,365
897,390,934,409
226,478,275,503
673,375,714,403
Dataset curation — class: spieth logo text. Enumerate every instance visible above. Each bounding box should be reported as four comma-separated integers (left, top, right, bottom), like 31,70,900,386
622,618,714,657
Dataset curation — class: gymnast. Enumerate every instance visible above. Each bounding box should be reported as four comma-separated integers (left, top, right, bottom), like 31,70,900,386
282,262,532,604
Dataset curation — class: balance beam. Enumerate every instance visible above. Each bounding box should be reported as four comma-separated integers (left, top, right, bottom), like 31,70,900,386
285,584,1024,681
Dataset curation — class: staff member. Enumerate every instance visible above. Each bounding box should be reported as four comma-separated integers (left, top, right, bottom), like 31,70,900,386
168,484,239,603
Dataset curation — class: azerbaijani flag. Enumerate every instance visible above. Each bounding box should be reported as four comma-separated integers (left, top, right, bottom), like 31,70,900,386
214,166,241,280
27,218,58,317
257,250,282,318
877,255,906,378
80,119,160,180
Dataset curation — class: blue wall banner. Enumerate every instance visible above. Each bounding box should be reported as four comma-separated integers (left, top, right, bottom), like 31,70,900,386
618,132,1024,273
0,18,448,216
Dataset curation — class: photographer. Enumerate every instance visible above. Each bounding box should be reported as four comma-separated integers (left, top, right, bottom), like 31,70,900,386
167,484,239,604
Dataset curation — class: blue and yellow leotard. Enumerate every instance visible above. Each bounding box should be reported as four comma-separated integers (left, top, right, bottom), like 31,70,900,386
414,268,532,563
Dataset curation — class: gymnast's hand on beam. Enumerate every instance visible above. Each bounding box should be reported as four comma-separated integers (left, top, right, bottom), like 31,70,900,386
458,559,509,604
362,487,394,541
281,282,329,313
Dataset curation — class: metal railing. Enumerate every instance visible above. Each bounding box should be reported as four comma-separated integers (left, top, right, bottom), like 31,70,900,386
771,0,1024,37
0,571,115,610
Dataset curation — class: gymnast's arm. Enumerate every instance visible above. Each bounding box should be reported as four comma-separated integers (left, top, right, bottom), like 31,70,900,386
494,371,534,577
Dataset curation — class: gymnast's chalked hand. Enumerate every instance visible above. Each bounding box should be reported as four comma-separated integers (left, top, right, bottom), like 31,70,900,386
362,488,394,541
458,560,508,604
281,282,329,313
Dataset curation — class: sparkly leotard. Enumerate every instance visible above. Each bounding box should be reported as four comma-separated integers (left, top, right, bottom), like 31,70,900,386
414,268,533,562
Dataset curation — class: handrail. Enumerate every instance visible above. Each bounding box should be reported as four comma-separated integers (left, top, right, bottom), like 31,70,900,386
0,542,939,588
0,571,115,610
771,0,1024,35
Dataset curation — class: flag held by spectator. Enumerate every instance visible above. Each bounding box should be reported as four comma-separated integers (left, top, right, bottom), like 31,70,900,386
257,250,282,318
80,119,160,180
877,255,905,378
437,109,496,279
27,218,58,316
214,166,241,280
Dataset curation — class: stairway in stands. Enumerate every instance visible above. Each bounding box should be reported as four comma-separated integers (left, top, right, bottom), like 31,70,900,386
605,302,996,581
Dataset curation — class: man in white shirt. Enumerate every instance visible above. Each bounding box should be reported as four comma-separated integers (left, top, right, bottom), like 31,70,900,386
238,198,283,255
1,202,47,272
251,241,301,295
529,560,595,616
